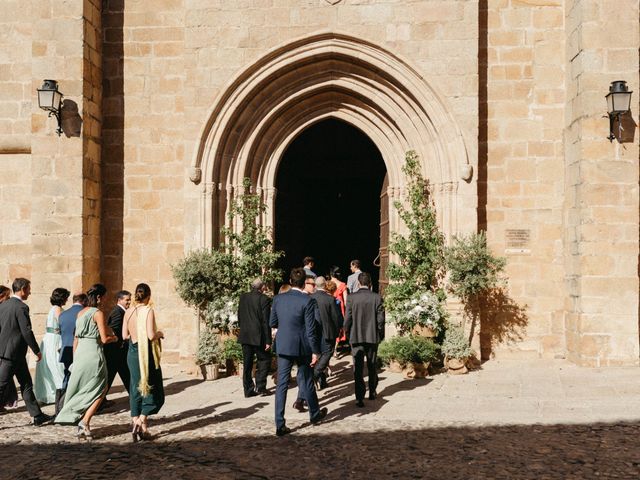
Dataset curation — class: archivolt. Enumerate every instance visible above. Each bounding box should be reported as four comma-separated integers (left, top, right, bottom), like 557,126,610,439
191,32,470,246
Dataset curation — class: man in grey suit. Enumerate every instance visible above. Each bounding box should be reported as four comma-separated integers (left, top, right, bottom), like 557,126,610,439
310,276,342,389
344,272,385,407
0,278,52,425
346,259,362,293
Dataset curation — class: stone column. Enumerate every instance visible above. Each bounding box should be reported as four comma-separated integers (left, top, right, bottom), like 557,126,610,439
30,0,102,313
564,0,639,365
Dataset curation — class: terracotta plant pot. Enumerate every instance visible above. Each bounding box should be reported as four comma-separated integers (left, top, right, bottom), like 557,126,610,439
446,357,469,375
200,363,221,381
387,360,404,373
402,361,430,379
412,325,436,338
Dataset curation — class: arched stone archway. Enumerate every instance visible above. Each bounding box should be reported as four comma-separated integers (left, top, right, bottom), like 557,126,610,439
190,32,474,248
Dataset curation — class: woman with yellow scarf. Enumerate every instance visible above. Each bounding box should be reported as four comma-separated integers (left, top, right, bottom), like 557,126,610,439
123,283,164,441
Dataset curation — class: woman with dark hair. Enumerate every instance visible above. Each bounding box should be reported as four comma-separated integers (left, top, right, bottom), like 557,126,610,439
35,287,70,405
123,283,165,441
55,284,118,438
0,286,19,411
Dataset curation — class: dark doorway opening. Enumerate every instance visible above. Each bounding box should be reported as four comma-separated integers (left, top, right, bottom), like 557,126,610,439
274,118,387,290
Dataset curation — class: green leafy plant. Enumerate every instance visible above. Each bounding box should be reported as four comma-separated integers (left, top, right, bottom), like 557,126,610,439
441,324,474,360
172,177,282,362
222,338,244,362
445,231,506,304
378,335,440,366
195,329,223,366
385,151,446,332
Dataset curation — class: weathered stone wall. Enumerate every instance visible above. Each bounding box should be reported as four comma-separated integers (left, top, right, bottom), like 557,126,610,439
0,1,33,288
482,0,567,359
563,0,639,366
0,0,638,366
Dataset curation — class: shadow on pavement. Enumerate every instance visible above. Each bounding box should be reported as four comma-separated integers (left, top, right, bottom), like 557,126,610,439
2,422,639,479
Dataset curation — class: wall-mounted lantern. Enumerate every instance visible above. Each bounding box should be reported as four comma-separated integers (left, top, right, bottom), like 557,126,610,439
37,79,64,136
605,80,632,142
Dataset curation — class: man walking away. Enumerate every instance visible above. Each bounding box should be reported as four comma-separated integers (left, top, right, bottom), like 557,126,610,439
310,276,342,389
57,293,87,415
303,257,317,278
270,268,327,436
0,278,53,426
104,290,132,406
344,272,385,407
237,278,272,397
346,259,362,293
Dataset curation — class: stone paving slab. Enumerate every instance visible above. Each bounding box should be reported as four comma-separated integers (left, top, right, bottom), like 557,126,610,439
1,358,640,479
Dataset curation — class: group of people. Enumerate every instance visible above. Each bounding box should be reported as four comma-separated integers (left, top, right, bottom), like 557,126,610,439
237,258,386,436
0,278,165,441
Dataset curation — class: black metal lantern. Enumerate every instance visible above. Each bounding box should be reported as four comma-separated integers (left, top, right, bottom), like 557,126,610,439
605,80,632,142
37,79,64,136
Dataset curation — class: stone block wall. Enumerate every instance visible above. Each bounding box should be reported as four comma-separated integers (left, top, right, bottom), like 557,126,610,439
482,0,567,359
563,0,639,366
0,1,33,288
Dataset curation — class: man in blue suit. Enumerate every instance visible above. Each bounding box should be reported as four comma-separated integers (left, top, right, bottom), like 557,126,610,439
56,293,87,414
270,268,327,436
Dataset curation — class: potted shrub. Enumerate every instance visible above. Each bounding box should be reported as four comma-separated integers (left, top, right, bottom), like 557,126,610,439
222,338,244,376
195,328,223,380
442,324,474,374
378,335,439,379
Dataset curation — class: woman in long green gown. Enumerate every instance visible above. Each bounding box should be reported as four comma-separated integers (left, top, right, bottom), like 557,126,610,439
123,283,164,441
55,284,117,439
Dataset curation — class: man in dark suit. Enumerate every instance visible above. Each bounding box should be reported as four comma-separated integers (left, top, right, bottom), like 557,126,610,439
311,276,342,389
56,292,87,415
104,290,132,404
237,278,272,397
269,268,328,436
344,272,385,407
0,278,52,425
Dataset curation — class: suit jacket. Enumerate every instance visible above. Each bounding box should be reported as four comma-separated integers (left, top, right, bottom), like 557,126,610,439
0,297,40,361
237,289,272,347
347,271,361,294
58,303,84,363
344,288,385,345
105,304,126,351
269,289,321,356
311,290,342,341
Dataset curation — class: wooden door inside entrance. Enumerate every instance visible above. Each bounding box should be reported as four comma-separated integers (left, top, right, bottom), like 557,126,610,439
376,174,389,294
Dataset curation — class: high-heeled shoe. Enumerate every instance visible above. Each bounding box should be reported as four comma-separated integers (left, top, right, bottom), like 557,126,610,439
138,421,151,441
131,420,140,443
77,421,92,440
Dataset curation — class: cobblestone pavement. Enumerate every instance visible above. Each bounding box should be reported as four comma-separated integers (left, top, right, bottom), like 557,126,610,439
1,358,640,479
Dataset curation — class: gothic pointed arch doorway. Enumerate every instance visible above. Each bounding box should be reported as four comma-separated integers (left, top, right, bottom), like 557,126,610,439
190,33,475,288
275,118,387,289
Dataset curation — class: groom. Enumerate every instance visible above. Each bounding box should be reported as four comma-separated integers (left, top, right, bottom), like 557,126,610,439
270,268,327,436
0,278,53,426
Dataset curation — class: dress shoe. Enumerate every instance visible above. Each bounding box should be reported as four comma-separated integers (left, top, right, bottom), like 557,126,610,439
33,413,54,426
256,389,272,396
275,425,291,437
292,399,307,412
368,391,377,400
356,400,365,408
310,407,328,424
244,390,259,398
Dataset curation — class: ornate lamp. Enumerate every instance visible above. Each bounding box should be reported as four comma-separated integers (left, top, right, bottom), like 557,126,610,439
605,80,632,142
37,79,64,136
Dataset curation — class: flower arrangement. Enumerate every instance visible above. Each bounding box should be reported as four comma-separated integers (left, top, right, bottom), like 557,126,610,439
388,290,447,335
204,296,239,334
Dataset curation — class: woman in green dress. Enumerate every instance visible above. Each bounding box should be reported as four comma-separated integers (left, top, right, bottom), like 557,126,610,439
123,283,164,441
55,284,117,439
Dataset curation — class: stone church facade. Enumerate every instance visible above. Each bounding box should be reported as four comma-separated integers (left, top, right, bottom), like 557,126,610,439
0,0,638,367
